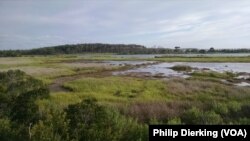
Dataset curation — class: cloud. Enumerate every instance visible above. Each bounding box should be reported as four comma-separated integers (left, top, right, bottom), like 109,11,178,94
0,0,250,49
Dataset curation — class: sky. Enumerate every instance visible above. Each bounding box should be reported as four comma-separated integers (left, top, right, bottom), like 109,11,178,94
0,0,250,50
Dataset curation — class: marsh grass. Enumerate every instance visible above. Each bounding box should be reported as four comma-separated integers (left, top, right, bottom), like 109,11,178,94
63,77,167,101
165,78,250,100
1,55,250,124
170,65,192,72
42,75,250,124
0,56,126,85
191,71,236,79
36,92,82,112
119,100,192,122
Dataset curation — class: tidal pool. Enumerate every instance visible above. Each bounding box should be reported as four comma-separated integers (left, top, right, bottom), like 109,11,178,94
113,61,250,86
114,62,250,76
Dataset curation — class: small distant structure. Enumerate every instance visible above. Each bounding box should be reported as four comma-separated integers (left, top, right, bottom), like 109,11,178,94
174,46,180,50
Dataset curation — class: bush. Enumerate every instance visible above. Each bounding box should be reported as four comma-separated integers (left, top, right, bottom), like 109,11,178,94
167,118,182,124
202,111,222,124
30,110,69,141
181,107,222,124
213,103,229,115
170,65,192,72
0,70,48,118
0,118,14,141
0,70,50,140
65,98,147,141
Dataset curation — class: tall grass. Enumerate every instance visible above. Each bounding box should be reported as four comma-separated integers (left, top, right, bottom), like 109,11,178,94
63,77,167,102
44,76,250,124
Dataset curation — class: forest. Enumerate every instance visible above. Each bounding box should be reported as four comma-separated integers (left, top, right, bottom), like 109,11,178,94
1,43,250,57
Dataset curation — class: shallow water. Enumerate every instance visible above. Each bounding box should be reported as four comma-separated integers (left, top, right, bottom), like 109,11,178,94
112,53,250,59
114,62,250,76
169,62,250,73
235,82,250,87
112,61,250,86
155,53,250,57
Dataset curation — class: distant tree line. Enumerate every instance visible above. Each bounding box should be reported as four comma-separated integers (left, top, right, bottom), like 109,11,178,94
0,43,250,57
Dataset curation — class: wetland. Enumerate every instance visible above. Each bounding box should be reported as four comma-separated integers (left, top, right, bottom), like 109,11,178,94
1,54,250,140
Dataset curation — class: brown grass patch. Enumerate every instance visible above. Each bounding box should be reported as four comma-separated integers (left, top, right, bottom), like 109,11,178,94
60,62,110,68
118,101,194,122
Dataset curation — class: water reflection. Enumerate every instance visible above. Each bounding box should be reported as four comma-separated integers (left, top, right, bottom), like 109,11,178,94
112,61,250,86
114,62,250,76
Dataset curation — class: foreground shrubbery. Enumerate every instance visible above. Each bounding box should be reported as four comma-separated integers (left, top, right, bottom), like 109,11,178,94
0,70,147,141
30,98,147,141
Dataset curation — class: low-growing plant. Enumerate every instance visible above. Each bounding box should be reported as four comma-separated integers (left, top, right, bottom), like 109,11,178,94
170,65,192,72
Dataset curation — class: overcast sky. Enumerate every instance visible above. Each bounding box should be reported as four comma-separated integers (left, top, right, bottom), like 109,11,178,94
1,0,250,50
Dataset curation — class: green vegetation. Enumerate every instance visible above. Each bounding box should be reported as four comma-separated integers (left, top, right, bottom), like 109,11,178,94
1,43,250,57
0,70,147,141
64,98,147,141
191,71,236,79
170,65,192,71
1,54,250,140
0,55,128,85
62,77,166,102
54,76,250,124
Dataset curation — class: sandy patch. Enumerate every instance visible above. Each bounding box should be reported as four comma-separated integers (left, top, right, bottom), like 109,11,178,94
60,62,110,68
0,66,72,77
0,57,34,65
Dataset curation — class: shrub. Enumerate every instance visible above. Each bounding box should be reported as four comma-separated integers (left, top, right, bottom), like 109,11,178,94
10,88,49,124
0,118,14,141
167,118,182,124
213,103,229,115
181,107,222,124
0,70,48,118
170,65,192,72
31,111,69,141
65,98,147,141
